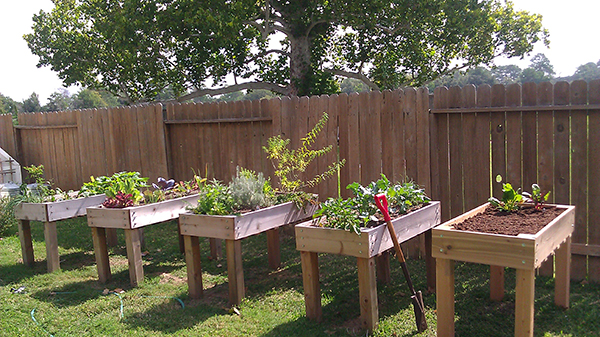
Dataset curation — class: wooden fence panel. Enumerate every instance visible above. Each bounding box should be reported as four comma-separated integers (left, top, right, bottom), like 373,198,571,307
505,83,522,188
490,84,506,199
0,115,16,160
588,79,600,282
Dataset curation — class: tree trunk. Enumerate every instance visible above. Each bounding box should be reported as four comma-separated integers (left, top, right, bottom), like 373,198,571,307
289,35,312,96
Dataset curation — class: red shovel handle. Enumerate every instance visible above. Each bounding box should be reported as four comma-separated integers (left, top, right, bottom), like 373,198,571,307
374,194,391,222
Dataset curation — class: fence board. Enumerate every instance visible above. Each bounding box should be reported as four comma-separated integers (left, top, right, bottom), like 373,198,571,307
505,83,522,188
326,94,340,199
433,87,450,221
0,114,16,159
461,85,479,211
474,85,492,206
490,84,506,199
416,88,431,193
570,80,589,281
521,83,538,194
404,89,418,184
588,79,600,282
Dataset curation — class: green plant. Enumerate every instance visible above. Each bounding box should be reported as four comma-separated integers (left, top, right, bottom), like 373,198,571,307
228,167,275,211
523,184,551,210
264,112,345,200
313,197,363,235
88,172,148,208
0,197,18,236
188,179,234,215
488,182,524,212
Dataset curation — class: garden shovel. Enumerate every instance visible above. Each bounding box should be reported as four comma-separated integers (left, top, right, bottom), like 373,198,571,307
374,194,427,332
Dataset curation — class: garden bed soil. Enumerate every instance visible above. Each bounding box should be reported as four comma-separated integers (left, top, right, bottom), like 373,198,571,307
452,205,566,236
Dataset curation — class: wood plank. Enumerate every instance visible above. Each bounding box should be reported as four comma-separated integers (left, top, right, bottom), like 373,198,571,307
368,91,383,185
381,90,395,182
128,194,199,228
404,88,418,182
325,94,340,199
392,90,406,182
266,228,280,269
416,87,431,193
357,257,378,332
569,80,589,281
448,86,464,218
505,83,522,187
91,227,111,283
18,220,34,266
226,239,245,305
533,206,575,268
345,93,360,198
490,84,506,199
184,235,203,299
587,79,600,282
490,265,504,301
554,236,571,308
125,228,144,286
337,93,350,197
460,85,479,211
358,92,371,184
521,83,538,199
376,251,391,284
300,251,321,321
571,243,600,257
209,238,222,260
537,82,555,276
474,85,492,206
207,102,222,180
435,258,455,337
515,268,535,337
43,221,60,272
424,229,436,292
433,87,450,221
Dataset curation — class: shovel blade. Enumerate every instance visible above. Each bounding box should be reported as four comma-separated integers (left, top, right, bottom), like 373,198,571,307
411,291,427,332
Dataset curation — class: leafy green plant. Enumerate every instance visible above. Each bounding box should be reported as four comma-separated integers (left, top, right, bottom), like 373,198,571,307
488,182,524,212
523,184,551,210
102,191,134,208
189,179,235,215
87,172,148,208
264,112,345,203
315,174,430,233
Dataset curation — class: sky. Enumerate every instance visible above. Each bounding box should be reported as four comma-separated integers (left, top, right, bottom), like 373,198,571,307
0,0,599,104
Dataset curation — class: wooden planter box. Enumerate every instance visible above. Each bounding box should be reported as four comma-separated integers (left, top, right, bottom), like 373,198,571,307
432,203,575,337
87,194,199,286
15,193,106,273
295,201,441,332
179,201,318,305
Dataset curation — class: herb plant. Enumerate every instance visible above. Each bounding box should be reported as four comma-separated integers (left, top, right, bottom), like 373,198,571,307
189,179,234,215
488,182,524,212
228,167,275,211
523,184,551,211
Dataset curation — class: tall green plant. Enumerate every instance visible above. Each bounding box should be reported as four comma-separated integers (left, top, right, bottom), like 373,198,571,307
264,112,345,201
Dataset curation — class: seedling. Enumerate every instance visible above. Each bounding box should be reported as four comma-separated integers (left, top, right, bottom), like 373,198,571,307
488,182,523,212
523,184,551,210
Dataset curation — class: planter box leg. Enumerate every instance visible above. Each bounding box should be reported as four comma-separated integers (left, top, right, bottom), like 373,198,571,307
267,228,280,269
376,251,391,284
209,239,222,260
436,258,455,337
357,257,378,332
18,220,34,267
515,268,535,337
178,218,185,254
301,251,321,322
43,221,60,272
106,228,119,247
91,227,111,283
554,236,571,308
226,239,244,305
184,235,203,299
125,229,144,287
490,265,505,301
425,229,436,293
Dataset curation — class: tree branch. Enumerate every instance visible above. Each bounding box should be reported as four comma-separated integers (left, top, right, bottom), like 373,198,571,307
176,82,290,102
248,49,290,63
325,69,380,91
306,19,330,37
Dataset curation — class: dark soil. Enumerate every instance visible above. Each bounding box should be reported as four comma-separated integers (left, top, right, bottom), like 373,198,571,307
452,205,566,236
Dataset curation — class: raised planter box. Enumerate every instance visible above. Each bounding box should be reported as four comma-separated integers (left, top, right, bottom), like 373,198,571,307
295,201,441,332
87,193,200,286
432,203,575,337
179,200,318,305
15,193,106,273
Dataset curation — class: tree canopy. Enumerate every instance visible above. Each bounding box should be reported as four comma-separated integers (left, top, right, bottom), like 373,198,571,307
26,0,548,103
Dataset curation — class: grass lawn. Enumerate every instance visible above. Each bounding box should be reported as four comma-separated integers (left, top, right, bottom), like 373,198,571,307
1,217,599,336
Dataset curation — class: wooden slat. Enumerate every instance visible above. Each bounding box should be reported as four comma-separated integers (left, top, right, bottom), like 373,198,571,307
404,88,418,183
381,90,395,182
521,83,538,198
344,93,360,198
326,94,340,199
569,80,589,281
505,83,522,187
367,91,383,185
91,227,111,283
300,251,321,321
125,228,144,286
436,258,455,337
358,92,371,184
554,236,571,308
392,90,406,182
433,87,450,221
416,87,431,193
431,103,600,113
490,84,506,199
475,85,492,205
515,268,535,337
226,239,245,305
357,257,378,332
338,93,351,198
184,235,203,299
460,85,479,211
588,79,600,282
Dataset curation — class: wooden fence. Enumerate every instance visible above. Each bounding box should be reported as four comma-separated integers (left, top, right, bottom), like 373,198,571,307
0,82,598,281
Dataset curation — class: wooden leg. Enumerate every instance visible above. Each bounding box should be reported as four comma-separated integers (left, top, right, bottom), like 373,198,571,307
425,229,436,293
43,221,60,272
138,228,146,250
106,228,119,247
125,229,144,287
91,227,111,283
18,220,34,267
436,258,455,337
184,235,203,299
490,265,505,301
177,218,185,254
376,251,391,284
300,251,321,321
515,268,535,337
209,238,222,260
554,236,571,308
357,257,378,332
266,228,280,269
538,257,554,277
226,239,244,305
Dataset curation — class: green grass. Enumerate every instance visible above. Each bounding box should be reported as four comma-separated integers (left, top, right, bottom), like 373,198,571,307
1,218,599,337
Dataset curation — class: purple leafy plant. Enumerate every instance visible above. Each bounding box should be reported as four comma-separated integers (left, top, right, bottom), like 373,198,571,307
102,191,134,208
152,177,175,191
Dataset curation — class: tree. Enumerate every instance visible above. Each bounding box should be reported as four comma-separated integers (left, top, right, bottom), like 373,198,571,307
22,93,42,113
572,62,600,82
44,88,73,111
73,89,108,109
0,93,19,116
491,65,522,85
25,0,548,103
520,53,554,83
